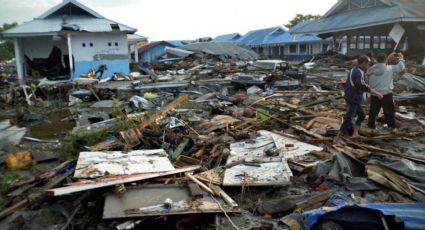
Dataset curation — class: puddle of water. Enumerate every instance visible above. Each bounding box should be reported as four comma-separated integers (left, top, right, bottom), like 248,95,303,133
26,109,75,139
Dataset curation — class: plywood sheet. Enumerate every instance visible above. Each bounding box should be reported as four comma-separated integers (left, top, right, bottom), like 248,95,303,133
223,130,322,186
74,149,175,178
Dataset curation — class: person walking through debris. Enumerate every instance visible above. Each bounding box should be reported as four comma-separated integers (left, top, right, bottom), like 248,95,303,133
95,64,108,79
334,55,383,144
366,52,405,131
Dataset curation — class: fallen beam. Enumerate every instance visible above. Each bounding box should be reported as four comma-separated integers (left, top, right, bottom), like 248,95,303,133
120,94,189,146
47,165,200,196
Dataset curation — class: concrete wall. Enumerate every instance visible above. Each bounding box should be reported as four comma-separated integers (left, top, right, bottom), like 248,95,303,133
71,32,129,78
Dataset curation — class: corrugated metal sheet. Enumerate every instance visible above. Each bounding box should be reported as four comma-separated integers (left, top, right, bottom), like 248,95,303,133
293,0,425,34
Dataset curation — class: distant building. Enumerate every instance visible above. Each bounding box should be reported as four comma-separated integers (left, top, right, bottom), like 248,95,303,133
238,21,331,61
135,41,176,63
128,34,148,63
1,0,137,80
213,33,242,43
292,0,425,59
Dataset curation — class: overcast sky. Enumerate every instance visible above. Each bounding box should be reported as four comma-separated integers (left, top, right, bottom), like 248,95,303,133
0,0,338,41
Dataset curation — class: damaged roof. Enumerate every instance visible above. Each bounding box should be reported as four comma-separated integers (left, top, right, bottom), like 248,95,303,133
2,0,136,37
179,42,259,60
292,0,425,35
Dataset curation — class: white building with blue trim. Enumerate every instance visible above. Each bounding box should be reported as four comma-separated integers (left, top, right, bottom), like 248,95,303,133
1,0,137,81
237,21,332,61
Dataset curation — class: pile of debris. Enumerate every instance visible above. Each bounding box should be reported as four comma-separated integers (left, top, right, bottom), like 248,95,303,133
1,51,425,230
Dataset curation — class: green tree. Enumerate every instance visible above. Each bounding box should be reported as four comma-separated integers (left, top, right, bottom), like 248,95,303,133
285,14,321,28
0,22,18,62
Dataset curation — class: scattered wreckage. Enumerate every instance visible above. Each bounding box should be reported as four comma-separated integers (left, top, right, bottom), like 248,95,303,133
1,50,425,230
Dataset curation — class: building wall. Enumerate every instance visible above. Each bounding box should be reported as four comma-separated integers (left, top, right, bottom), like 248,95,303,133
71,32,129,78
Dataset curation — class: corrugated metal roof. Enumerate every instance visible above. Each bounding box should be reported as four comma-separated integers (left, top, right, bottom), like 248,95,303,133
2,16,136,37
237,22,323,47
292,0,425,34
213,33,242,42
2,0,137,37
128,34,148,42
138,41,175,53
238,27,280,46
167,40,193,47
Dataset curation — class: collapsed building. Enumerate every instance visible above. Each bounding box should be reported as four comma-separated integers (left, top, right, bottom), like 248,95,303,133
1,0,137,80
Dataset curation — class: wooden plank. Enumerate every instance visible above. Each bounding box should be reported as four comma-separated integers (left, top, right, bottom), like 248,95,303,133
223,130,295,186
47,165,200,196
74,149,175,178
0,169,74,220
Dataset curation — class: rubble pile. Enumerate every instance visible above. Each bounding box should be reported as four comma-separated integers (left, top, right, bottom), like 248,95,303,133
1,52,425,230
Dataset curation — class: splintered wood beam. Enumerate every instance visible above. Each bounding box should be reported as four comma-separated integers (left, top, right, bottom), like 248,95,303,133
119,94,189,146
47,165,200,196
137,94,189,130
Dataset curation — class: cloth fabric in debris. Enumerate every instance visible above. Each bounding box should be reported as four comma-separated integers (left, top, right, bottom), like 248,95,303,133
328,151,381,191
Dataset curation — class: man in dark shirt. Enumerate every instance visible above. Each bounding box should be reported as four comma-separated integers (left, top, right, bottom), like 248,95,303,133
334,55,383,144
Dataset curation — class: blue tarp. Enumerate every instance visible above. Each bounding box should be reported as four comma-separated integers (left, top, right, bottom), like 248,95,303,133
297,203,425,230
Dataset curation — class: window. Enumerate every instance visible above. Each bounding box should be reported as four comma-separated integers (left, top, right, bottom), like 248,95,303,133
82,43,86,47
364,36,371,49
115,42,119,46
350,36,357,49
289,45,297,53
373,36,380,49
386,37,394,49
258,47,264,54
89,43,93,47
108,42,112,47
380,36,386,49
357,36,365,50
299,44,307,53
